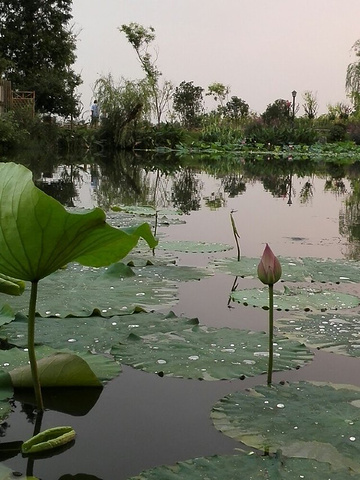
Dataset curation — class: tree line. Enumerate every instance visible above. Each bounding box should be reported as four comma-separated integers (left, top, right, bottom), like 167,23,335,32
1,3,360,151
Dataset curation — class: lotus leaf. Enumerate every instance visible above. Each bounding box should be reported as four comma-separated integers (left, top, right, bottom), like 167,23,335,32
2,262,179,317
158,240,233,254
0,274,25,296
0,312,199,355
0,346,120,386
0,305,15,327
0,163,157,282
213,256,360,284
230,286,360,311
128,453,356,480
211,381,360,472
276,312,360,357
111,323,313,380
111,205,183,217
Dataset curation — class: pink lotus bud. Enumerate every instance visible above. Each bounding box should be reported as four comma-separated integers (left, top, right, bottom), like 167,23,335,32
257,244,282,285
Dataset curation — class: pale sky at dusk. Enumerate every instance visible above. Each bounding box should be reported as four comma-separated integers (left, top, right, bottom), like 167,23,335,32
71,0,360,118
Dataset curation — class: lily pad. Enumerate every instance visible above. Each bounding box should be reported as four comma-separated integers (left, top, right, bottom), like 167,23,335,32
211,381,360,472
111,205,183,217
111,321,313,380
0,304,15,327
0,311,198,355
128,453,357,480
276,312,360,357
158,240,233,254
231,286,360,311
4,262,179,317
213,256,360,284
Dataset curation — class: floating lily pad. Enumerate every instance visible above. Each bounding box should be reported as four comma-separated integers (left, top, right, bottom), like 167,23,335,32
211,381,360,472
158,241,233,254
111,205,183,217
0,312,198,355
110,320,312,380
0,305,15,327
231,286,360,311
4,262,179,317
213,256,360,284
128,452,356,480
276,312,360,357
0,346,120,386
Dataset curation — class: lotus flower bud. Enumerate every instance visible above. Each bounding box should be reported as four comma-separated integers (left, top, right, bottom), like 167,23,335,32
257,244,282,285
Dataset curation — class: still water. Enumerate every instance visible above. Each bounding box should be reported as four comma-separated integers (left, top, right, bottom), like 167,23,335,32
1,155,360,479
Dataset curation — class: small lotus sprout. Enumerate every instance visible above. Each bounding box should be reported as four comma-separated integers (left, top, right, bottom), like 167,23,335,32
257,243,282,386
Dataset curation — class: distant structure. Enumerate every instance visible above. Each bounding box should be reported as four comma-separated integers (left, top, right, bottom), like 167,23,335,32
0,79,35,117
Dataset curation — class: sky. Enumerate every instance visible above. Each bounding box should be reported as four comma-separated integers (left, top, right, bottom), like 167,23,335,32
71,0,360,118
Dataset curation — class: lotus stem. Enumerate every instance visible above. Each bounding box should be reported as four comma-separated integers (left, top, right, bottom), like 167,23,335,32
230,211,241,261
267,283,274,386
28,280,44,411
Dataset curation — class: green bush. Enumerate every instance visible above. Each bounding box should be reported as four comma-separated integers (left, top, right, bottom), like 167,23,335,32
0,111,28,151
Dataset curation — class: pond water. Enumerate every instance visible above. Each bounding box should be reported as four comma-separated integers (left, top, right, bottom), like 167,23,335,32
1,153,360,479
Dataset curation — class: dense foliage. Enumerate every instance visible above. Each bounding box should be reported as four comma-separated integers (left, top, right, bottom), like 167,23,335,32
0,0,81,117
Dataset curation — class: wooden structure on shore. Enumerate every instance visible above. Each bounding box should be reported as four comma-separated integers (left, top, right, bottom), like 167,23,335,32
0,80,35,117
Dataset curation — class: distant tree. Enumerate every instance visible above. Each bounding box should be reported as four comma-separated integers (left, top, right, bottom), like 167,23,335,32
173,81,204,127
262,99,291,124
0,0,81,117
222,96,249,121
346,40,360,113
206,82,230,109
302,91,318,119
119,23,173,124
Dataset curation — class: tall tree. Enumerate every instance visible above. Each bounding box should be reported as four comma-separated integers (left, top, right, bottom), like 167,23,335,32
0,0,81,117
346,40,360,113
119,23,173,125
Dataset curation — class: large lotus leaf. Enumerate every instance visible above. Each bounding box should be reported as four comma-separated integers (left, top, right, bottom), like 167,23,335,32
111,324,313,380
276,312,360,357
211,381,360,472
213,256,360,284
0,304,15,327
231,286,360,311
3,262,179,317
0,163,157,281
0,273,25,296
158,240,233,254
128,453,356,480
0,345,120,386
0,311,198,355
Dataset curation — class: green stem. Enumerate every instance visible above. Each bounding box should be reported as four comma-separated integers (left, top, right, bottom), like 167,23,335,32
28,280,44,411
267,283,274,386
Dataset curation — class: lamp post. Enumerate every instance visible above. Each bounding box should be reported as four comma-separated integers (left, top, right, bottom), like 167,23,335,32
292,90,297,120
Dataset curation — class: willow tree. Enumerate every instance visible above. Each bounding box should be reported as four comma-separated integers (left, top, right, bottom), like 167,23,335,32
346,40,360,114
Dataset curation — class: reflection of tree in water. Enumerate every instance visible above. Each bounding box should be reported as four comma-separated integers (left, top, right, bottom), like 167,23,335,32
36,165,84,207
221,174,246,198
262,175,289,198
171,168,203,214
339,177,360,259
95,152,151,210
299,179,314,204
